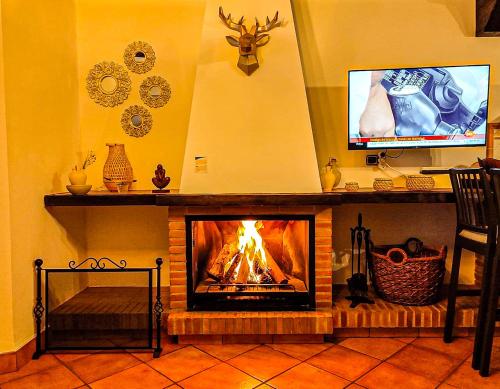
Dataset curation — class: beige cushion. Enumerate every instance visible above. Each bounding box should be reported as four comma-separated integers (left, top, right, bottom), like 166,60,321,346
459,229,488,244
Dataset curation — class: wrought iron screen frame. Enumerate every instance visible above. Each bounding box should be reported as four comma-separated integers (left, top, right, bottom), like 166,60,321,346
32,257,163,359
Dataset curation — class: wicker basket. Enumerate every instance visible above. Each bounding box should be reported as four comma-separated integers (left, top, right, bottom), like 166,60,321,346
406,175,435,191
369,238,447,306
373,178,394,191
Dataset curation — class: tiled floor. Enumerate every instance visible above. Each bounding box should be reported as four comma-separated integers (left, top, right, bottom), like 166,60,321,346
1,337,499,388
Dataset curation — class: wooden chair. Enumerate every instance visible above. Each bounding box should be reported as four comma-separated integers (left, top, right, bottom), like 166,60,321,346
473,168,500,376
444,168,497,345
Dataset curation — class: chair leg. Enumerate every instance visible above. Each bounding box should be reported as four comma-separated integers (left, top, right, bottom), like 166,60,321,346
472,244,497,370
444,243,462,343
479,249,500,377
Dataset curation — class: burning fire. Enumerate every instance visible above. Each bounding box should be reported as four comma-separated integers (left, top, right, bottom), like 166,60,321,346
223,220,269,283
209,219,286,286
238,220,268,283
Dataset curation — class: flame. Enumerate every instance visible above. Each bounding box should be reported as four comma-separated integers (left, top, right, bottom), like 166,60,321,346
235,220,267,283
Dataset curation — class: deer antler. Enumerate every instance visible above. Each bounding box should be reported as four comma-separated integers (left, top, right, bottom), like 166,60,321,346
219,6,244,33
256,11,281,34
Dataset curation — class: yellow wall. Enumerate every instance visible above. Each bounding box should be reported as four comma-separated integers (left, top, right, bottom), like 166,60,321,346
294,0,499,170
76,0,206,190
75,0,206,283
0,1,15,352
1,0,86,351
76,0,500,187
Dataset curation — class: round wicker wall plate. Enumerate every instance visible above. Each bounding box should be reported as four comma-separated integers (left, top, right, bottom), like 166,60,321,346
139,76,172,108
124,41,156,74
86,62,131,107
121,105,153,138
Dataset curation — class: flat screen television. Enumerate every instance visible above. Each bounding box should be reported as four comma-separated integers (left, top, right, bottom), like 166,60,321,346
348,65,490,150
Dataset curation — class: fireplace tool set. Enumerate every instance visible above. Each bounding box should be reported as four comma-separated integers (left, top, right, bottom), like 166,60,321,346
346,213,374,308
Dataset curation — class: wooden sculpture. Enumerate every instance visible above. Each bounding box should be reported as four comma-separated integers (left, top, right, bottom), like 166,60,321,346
152,164,171,193
219,7,281,76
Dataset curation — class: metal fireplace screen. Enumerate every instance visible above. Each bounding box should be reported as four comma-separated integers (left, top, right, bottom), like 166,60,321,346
186,215,315,310
33,258,163,359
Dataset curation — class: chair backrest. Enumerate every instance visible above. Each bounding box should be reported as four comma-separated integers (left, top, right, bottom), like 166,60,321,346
449,168,496,234
490,168,500,222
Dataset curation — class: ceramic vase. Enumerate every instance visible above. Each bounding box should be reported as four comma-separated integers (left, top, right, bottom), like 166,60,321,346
103,143,134,191
322,158,341,192
68,169,87,185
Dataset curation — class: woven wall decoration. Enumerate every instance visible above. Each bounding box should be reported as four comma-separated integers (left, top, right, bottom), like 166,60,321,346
139,76,172,108
124,41,156,74
86,62,131,107
121,105,153,138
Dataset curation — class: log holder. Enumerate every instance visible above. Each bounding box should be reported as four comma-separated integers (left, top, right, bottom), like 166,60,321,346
32,257,163,359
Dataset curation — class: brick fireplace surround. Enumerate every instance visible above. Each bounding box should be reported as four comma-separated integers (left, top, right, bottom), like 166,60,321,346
167,205,334,342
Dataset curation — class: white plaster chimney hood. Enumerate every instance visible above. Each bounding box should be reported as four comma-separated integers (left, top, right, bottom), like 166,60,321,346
180,0,321,194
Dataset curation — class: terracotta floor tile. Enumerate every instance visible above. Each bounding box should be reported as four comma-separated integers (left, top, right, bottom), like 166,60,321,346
66,352,140,383
148,345,219,382
437,384,457,388
267,362,350,389
412,337,473,360
356,362,438,389
55,353,95,363
89,363,172,389
445,354,500,388
345,384,366,389
1,364,83,389
0,354,60,384
195,344,259,361
267,343,332,361
395,337,416,344
132,343,187,362
227,345,300,381
179,362,260,389
387,344,461,382
338,338,407,360
0,353,17,374
308,345,379,381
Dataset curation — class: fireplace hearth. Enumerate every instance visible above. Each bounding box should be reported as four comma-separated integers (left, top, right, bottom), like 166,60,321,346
186,215,315,310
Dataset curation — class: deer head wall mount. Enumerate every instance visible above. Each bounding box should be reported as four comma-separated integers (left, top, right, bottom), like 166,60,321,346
219,6,281,76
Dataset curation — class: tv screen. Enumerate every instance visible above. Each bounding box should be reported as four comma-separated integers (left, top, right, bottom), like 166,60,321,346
348,65,490,150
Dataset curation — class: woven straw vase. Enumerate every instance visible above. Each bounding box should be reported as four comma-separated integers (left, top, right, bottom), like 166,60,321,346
103,143,134,191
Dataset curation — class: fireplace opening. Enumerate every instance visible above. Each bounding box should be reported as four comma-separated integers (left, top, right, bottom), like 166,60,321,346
186,215,315,310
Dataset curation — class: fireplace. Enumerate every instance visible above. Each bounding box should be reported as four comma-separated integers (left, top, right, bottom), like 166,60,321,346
186,215,315,311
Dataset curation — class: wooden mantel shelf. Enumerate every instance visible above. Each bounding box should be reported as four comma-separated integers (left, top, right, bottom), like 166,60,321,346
44,188,455,207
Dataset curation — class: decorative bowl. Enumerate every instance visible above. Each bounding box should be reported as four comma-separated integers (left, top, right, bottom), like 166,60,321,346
373,178,394,191
116,182,130,193
406,175,435,191
345,182,359,192
66,184,92,195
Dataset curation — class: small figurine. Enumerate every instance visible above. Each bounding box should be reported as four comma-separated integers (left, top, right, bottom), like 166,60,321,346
152,164,171,193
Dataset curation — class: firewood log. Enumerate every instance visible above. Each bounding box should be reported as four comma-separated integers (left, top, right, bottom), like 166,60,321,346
206,243,238,281
235,255,250,284
223,252,243,283
264,246,288,284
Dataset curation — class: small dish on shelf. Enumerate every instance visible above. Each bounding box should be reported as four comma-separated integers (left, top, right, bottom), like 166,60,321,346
66,184,92,195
